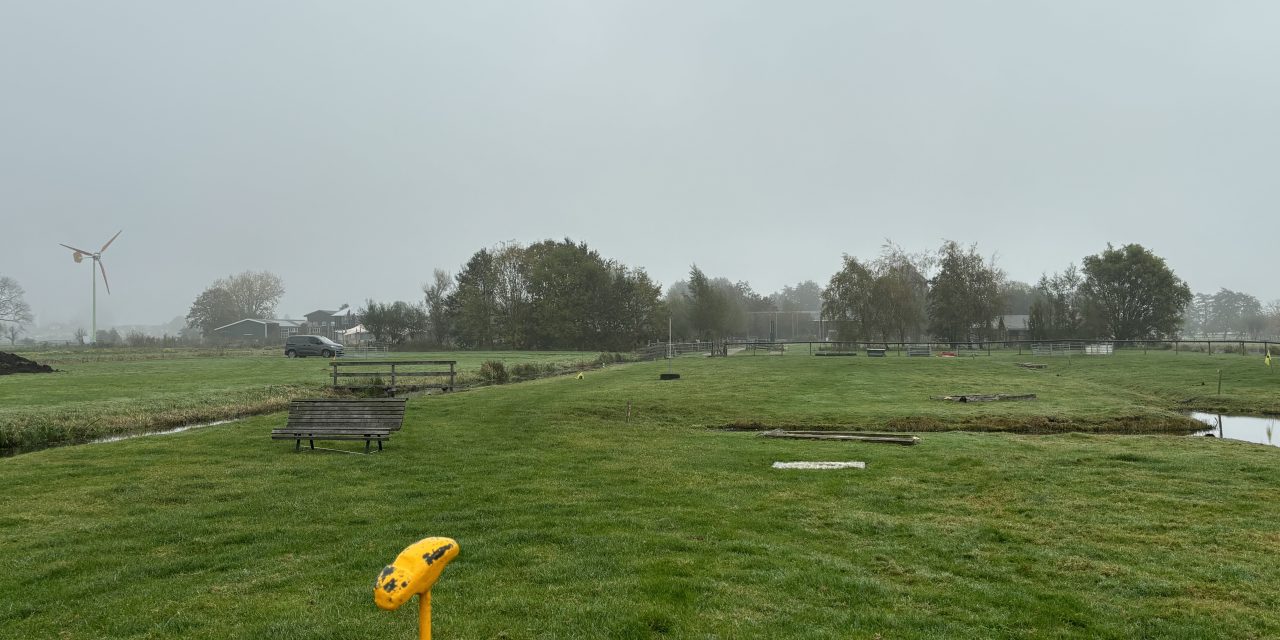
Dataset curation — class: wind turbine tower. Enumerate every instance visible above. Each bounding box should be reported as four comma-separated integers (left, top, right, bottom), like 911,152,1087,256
59,230,121,344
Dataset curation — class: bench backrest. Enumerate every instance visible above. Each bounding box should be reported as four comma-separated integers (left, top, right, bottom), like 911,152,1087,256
286,398,407,431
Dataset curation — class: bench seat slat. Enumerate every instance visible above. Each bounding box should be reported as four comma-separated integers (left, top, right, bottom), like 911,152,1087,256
277,430,396,435
271,434,391,441
288,415,406,420
290,398,408,402
289,400,407,404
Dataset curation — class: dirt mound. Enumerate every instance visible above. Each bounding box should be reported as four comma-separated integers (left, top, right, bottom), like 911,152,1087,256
0,351,55,375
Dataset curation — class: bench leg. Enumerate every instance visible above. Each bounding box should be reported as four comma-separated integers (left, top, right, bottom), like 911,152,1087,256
365,439,371,453
378,439,383,452
295,439,301,451
310,439,315,450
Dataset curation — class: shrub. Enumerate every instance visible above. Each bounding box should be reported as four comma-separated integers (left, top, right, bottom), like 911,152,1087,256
479,360,508,384
509,363,542,381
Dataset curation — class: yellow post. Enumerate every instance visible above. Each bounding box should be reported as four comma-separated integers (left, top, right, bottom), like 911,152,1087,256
418,591,431,640
374,537,458,640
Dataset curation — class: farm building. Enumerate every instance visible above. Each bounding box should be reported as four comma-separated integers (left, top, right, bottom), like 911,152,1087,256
211,318,304,344
997,314,1031,341
303,308,358,338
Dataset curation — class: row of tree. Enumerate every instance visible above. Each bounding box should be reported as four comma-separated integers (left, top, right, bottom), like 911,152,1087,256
166,240,1275,350
359,240,665,351
1026,244,1193,340
819,242,1197,343
820,241,1004,343
1184,289,1274,339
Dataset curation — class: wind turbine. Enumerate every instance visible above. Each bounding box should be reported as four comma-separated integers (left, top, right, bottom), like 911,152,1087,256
59,230,121,344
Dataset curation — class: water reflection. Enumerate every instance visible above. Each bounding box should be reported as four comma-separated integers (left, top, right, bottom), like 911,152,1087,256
90,419,238,444
1189,412,1278,447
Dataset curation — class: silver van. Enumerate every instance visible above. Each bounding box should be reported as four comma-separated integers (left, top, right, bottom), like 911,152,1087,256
284,335,345,358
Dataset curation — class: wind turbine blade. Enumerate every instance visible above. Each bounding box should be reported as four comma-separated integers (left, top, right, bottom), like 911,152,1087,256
98,260,112,294
99,230,122,253
59,243,95,254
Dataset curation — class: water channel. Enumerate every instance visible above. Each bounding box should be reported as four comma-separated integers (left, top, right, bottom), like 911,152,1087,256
1189,412,1278,447
1,419,240,457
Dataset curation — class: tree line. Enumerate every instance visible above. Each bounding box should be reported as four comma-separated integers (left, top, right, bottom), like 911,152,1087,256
822,241,1201,342
358,239,665,351
161,238,1279,351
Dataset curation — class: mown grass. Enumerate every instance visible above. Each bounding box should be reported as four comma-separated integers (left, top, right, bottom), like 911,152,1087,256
1,355,1279,638
0,350,609,450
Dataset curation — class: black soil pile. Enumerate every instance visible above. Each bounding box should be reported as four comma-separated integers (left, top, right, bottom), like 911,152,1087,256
0,351,55,375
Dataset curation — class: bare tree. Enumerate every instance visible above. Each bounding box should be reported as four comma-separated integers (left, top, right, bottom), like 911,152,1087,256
74,327,88,345
0,276,34,326
186,271,286,336
4,324,20,346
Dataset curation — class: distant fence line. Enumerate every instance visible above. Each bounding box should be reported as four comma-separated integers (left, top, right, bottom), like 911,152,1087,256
639,339,1277,358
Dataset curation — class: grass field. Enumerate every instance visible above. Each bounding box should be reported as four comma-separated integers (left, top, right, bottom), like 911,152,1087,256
0,350,612,450
2,353,1280,638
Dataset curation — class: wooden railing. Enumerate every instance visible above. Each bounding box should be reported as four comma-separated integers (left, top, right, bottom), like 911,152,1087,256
330,360,456,394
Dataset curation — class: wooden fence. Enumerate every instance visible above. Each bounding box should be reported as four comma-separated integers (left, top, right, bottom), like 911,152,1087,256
330,360,456,394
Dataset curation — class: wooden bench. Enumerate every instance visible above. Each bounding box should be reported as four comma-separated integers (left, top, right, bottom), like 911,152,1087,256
907,345,931,357
866,348,887,357
271,398,407,453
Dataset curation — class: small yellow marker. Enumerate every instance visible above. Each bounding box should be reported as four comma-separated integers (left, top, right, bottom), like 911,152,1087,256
375,537,459,640
576,372,584,380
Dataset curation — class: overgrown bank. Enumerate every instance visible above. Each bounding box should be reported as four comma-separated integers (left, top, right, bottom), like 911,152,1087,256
0,351,630,452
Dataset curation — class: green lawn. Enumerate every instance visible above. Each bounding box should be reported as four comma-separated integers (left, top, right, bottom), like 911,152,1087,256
0,350,608,450
2,354,1279,638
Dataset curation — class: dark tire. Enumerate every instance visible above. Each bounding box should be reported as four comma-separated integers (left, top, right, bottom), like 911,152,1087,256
321,349,333,358
286,350,297,358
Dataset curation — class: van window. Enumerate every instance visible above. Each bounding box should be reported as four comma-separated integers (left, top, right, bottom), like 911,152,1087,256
310,337,322,344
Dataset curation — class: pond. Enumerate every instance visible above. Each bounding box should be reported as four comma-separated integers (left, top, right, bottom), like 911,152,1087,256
1189,412,1278,447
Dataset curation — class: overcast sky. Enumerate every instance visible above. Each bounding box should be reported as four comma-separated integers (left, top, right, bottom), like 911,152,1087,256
3,1,1277,329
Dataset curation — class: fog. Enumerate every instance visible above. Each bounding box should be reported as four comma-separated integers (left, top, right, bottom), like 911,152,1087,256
3,1,1278,331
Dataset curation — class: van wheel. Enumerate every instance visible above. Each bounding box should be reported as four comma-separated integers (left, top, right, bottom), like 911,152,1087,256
286,350,297,358
321,349,333,358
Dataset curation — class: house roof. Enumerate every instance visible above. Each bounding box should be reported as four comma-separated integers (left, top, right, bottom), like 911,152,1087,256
212,318,303,332
331,308,355,317
999,314,1030,330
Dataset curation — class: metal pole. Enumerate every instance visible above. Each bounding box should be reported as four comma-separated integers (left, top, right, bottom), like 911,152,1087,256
90,262,97,344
